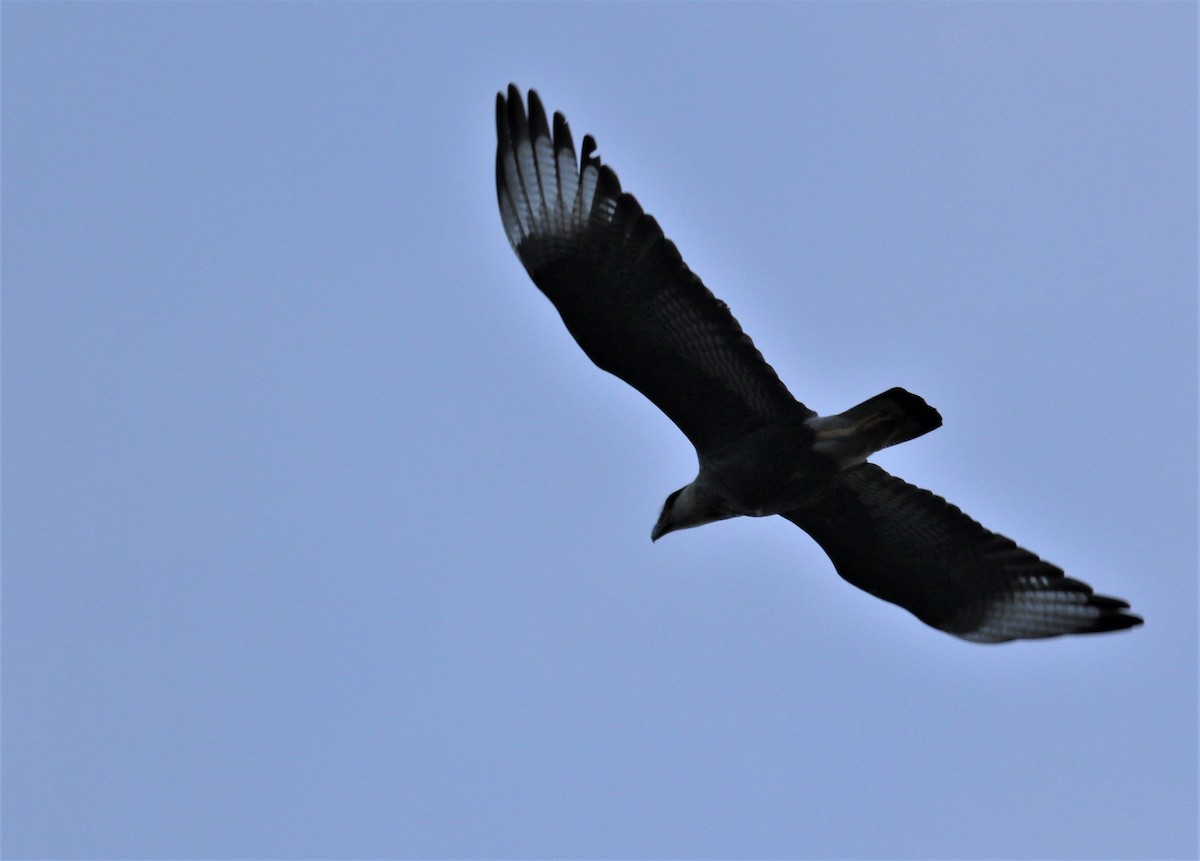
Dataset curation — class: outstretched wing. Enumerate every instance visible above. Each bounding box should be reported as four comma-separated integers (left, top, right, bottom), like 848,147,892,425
784,464,1143,642
496,86,812,454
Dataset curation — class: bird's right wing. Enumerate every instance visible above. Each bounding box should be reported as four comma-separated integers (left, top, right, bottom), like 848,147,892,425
784,464,1142,642
496,86,813,454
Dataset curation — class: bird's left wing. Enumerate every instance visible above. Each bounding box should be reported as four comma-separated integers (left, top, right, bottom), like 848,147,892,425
784,463,1142,642
496,86,813,454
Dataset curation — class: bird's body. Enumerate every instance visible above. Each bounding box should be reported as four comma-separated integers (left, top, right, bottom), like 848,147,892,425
495,85,1142,643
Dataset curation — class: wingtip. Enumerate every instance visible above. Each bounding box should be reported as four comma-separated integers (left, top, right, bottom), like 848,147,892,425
581,134,598,163
960,583,1146,643
1088,605,1144,634
552,110,575,160
1058,581,1144,637
526,91,551,146
495,91,507,139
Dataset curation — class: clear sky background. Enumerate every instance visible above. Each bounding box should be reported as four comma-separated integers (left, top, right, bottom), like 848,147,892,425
4,3,1196,858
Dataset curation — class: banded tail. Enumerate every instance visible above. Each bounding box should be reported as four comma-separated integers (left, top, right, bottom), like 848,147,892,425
808,387,942,468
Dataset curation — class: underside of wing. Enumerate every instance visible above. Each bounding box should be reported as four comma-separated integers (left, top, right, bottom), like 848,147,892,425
496,85,811,453
784,464,1142,642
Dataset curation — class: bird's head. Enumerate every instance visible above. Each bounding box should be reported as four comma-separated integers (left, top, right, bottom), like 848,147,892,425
651,488,686,542
651,484,734,542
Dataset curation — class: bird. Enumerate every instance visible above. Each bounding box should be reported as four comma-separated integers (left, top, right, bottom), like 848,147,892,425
494,85,1142,643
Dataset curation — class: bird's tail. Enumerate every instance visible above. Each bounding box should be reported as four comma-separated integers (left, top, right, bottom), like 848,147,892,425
807,387,942,468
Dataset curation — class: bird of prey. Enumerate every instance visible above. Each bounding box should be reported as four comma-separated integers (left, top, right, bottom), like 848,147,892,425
494,85,1142,643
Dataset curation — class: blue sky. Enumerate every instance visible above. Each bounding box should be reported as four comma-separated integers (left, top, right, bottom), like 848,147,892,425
4,3,1196,858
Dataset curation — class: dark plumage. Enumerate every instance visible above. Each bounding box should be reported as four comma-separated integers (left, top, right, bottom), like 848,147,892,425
495,85,1142,643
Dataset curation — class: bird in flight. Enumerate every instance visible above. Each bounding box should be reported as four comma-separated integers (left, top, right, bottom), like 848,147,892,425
494,85,1141,643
